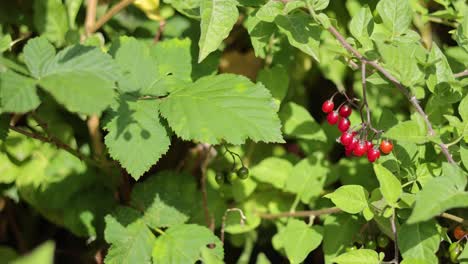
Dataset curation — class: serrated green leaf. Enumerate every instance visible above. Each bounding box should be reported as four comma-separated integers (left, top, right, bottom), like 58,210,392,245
376,0,413,36
279,219,323,264
245,14,277,59
285,154,329,203
279,102,326,141
275,12,322,61
23,37,56,79
408,164,468,223
198,0,239,62
251,157,293,189
104,96,170,179
152,224,223,264
384,120,427,144
373,164,402,206
159,74,284,144
349,6,374,47
398,220,440,264
332,249,380,264
323,214,364,263
257,65,289,107
0,70,40,113
256,1,284,22
325,185,368,214
104,207,156,264
33,0,69,45
37,45,118,114
11,241,55,264
129,171,198,228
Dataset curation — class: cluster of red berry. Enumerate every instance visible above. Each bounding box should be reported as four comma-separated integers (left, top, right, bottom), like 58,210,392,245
322,99,393,162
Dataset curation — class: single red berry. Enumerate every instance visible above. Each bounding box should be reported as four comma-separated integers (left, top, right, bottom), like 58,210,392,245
322,100,334,113
353,141,367,156
365,141,373,151
380,140,393,154
454,226,466,240
339,105,352,118
346,137,359,151
345,147,353,157
327,111,339,125
367,147,381,162
338,118,350,132
340,132,354,146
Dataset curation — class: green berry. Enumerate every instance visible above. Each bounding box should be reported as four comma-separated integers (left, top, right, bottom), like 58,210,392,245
449,242,463,263
345,246,357,252
236,167,249,179
377,235,389,248
226,172,237,183
365,240,376,250
215,172,225,185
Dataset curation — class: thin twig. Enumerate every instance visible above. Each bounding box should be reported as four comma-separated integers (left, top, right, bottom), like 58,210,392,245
89,0,135,34
326,25,455,164
220,208,246,244
200,144,215,231
85,0,98,36
154,19,166,43
390,211,399,264
454,69,468,78
440,212,468,225
258,207,341,219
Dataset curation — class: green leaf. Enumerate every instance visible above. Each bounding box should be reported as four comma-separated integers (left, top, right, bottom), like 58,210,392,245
373,164,402,206
256,1,284,22
38,45,119,114
279,219,323,264
459,244,468,262
349,6,374,47
376,0,413,36
198,0,239,62
332,249,380,264
398,220,439,264
275,12,322,61
104,207,156,264
323,214,364,263
384,120,428,144
33,0,69,45
426,43,457,95
103,95,170,180
129,171,198,228
159,74,284,144
245,14,277,59
279,102,326,141
308,0,329,11
283,1,306,14
455,9,468,52
0,71,40,113
0,114,8,141
0,246,17,263
461,142,468,171
257,65,289,107
11,241,55,264
0,34,12,53
150,38,192,82
324,185,369,214
285,154,329,203
408,164,468,224
152,224,223,263
251,157,293,189
23,37,56,79
65,0,83,29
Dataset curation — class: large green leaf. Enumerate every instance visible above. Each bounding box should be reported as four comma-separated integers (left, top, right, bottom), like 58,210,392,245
152,224,223,263
23,37,56,79
323,214,364,263
279,102,326,141
349,6,374,48
384,120,428,144
245,14,277,59
373,164,402,206
198,0,239,62
278,219,323,264
103,95,170,179
285,154,329,203
251,157,293,189
33,0,69,45
426,43,458,97
11,241,55,264
332,249,381,264
325,185,369,214
275,12,322,61
257,65,289,108
408,164,468,223
256,1,284,22
32,44,119,114
376,0,413,36
0,70,40,113
104,207,156,264
398,220,440,264
159,74,284,144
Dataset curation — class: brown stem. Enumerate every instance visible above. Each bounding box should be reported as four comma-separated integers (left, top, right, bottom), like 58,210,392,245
440,212,468,225
89,0,136,34
258,207,341,219
390,211,399,264
87,115,105,161
454,69,468,78
200,145,215,231
85,0,98,36
154,19,166,43
327,25,455,164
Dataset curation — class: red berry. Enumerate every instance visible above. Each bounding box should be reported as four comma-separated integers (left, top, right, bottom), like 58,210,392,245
346,137,359,151
454,226,466,240
367,147,381,162
322,100,334,113
340,132,354,146
380,140,393,154
365,141,373,150
327,111,339,125
339,105,352,118
345,147,353,157
338,118,350,132
353,141,367,156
